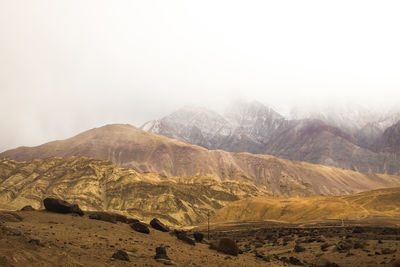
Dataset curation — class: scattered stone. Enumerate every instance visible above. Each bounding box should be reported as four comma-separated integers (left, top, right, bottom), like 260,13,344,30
193,232,204,242
130,222,150,234
150,218,169,232
43,198,84,216
294,244,306,253
352,226,364,234
154,246,170,260
111,250,130,261
176,231,195,245
216,238,239,256
20,205,35,211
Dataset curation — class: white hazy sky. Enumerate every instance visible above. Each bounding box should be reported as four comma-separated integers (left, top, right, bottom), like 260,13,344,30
1,0,400,152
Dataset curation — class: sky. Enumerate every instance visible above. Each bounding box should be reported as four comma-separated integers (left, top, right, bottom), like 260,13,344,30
1,0,400,152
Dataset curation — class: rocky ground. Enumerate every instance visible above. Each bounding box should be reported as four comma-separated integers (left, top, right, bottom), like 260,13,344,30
191,221,400,266
1,209,400,266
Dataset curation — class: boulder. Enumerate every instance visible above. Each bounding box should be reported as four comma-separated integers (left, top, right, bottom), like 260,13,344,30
194,232,204,242
43,198,84,216
176,231,195,246
127,218,140,224
89,212,127,224
111,250,130,261
216,238,239,256
130,222,150,234
20,205,35,211
150,218,169,232
154,246,170,260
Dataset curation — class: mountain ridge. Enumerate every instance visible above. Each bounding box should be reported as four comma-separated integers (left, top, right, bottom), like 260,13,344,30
2,124,400,198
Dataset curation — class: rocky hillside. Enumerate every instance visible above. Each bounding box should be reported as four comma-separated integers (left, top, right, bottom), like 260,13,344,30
2,124,400,197
375,121,400,154
213,187,400,224
0,156,267,225
141,100,400,174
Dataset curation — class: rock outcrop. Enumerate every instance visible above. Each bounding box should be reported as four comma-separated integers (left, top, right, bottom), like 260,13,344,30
43,198,84,216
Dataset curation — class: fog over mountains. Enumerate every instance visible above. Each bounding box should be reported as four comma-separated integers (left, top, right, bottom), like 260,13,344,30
141,100,400,174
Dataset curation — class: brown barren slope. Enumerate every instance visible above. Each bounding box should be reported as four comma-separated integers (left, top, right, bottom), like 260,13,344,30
1,124,400,197
213,187,400,224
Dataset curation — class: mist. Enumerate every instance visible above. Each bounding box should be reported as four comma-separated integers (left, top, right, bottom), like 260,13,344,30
1,0,400,152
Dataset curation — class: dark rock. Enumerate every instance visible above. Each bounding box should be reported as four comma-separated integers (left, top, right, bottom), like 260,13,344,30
262,255,271,262
150,218,169,232
289,256,303,266
382,248,397,254
127,218,140,224
321,243,331,251
43,198,84,216
21,205,35,211
154,246,170,260
89,212,127,224
111,250,130,261
193,232,204,242
315,257,340,267
130,222,150,234
352,226,363,234
216,238,239,256
294,244,306,252
176,231,195,245
28,239,41,246
336,240,352,252
255,250,264,258
353,241,366,249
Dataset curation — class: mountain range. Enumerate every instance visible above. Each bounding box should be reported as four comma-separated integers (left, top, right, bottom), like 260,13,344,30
1,124,400,199
0,156,267,225
141,100,400,174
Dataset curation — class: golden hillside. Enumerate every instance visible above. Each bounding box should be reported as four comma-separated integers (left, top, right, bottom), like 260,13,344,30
0,156,267,225
213,187,400,224
2,124,400,197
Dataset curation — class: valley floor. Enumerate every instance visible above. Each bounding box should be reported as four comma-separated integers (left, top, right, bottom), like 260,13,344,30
1,210,400,266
